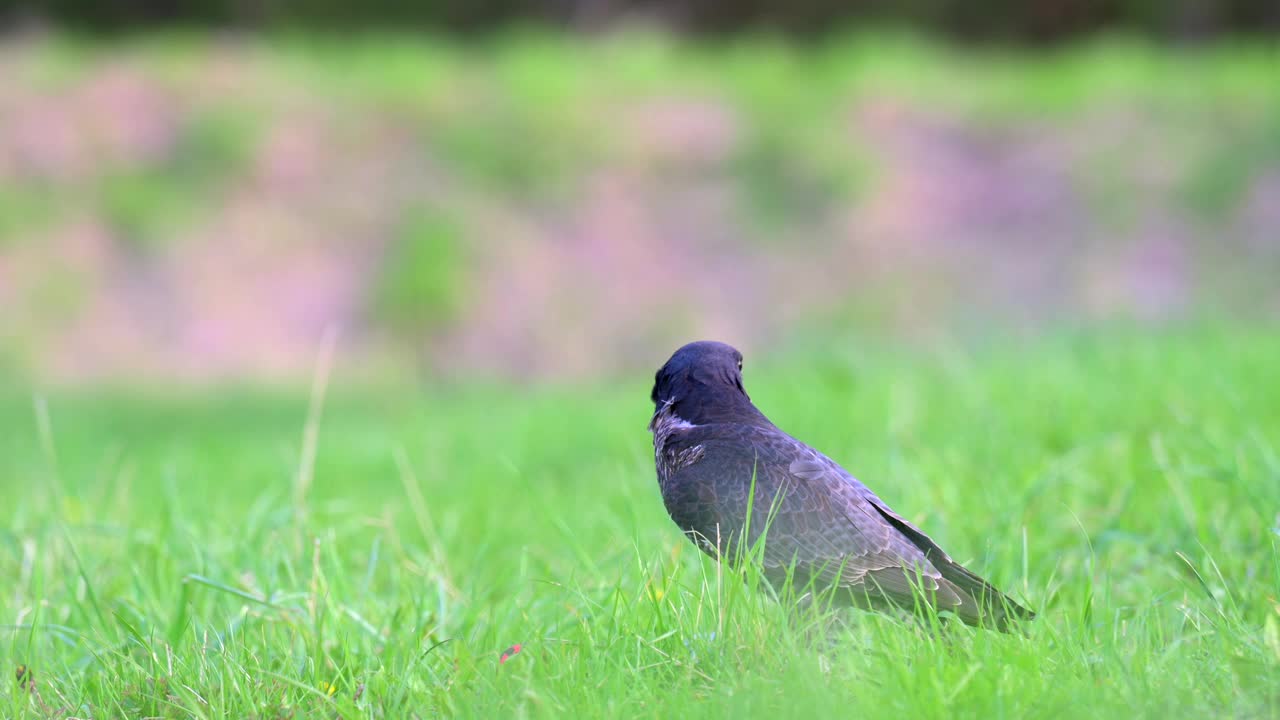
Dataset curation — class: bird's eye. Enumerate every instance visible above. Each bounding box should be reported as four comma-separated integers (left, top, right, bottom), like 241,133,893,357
736,359,743,371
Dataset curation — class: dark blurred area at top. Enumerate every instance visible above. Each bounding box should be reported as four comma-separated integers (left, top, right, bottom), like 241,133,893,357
8,0,1280,42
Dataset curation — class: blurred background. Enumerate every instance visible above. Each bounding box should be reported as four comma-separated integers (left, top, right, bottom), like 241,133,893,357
1,0,1277,383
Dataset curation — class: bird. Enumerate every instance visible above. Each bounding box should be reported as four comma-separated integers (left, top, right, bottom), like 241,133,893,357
648,340,1033,630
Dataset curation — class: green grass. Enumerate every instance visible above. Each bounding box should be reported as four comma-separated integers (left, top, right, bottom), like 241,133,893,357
2,327,1279,717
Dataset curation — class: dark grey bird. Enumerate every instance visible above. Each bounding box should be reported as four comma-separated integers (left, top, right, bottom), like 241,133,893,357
648,340,1033,630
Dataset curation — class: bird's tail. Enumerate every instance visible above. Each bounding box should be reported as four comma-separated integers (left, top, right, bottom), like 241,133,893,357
866,497,1035,631
936,563,1035,631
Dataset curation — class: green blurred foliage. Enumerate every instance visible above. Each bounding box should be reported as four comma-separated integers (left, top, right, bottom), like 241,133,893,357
101,111,258,249
8,34,1277,245
2,33,1278,366
1181,110,1280,221
0,183,60,243
374,209,467,331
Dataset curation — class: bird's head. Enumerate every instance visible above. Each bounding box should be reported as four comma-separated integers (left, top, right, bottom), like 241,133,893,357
651,341,760,426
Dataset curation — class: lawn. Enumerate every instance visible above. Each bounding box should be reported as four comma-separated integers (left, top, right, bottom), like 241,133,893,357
2,326,1278,717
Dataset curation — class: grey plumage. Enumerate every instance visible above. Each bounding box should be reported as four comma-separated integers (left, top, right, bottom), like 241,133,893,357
648,340,1033,630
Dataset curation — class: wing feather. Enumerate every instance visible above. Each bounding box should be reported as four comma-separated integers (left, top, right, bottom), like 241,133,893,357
659,423,1031,627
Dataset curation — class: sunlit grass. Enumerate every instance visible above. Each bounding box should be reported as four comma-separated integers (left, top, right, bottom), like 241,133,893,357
1,327,1278,716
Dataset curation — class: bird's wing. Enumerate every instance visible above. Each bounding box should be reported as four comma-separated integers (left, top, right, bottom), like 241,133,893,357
662,426,924,587
787,452,1035,625
660,424,1029,623
754,449,966,609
